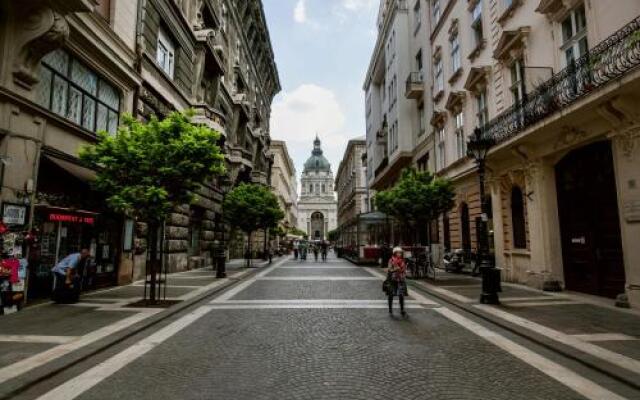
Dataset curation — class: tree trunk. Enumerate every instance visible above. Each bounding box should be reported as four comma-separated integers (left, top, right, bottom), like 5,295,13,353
246,230,252,268
148,221,159,303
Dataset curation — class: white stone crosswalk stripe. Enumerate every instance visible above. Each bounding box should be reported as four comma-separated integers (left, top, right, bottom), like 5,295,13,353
36,306,214,400
476,304,640,376
571,333,638,342
436,307,629,400
256,276,379,281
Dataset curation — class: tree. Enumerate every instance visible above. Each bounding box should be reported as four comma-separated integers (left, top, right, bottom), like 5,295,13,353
288,227,307,237
80,111,225,302
222,183,284,266
327,229,339,242
375,168,455,245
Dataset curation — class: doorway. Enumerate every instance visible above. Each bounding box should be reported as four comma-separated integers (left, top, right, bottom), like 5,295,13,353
310,212,325,240
555,141,625,298
460,203,471,252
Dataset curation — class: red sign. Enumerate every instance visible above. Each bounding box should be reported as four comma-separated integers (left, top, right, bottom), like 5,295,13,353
48,213,95,225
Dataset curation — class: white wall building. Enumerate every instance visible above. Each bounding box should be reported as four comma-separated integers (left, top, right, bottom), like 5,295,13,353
297,137,337,240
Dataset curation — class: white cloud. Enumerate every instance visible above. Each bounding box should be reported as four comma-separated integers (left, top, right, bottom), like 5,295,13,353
293,0,306,23
270,84,353,176
342,0,376,11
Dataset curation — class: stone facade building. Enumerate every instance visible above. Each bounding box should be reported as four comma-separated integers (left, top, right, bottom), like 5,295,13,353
364,0,640,307
269,140,298,233
0,0,279,302
335,137,367,229
297,137,337,241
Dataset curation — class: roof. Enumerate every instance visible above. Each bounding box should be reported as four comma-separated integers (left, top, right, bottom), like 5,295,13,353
303,135,331,173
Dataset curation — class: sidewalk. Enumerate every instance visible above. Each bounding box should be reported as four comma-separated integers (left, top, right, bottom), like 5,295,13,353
409,270,640,387
0,258,276,397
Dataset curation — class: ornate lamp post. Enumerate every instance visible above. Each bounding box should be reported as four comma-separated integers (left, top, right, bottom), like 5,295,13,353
467,127,500,304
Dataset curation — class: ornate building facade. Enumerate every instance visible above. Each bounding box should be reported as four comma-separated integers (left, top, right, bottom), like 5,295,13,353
364,0,640,307
335,137,368,229
0,0,279,303
269,140,298,234
297,137,337,241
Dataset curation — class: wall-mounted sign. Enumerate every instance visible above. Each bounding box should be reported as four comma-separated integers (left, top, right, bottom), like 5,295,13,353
2,203,27,225
48,213,95,225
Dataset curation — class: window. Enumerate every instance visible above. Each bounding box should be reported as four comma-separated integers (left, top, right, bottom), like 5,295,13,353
437,127,446,170
433,0,441,23
37,49,120,135
450,32,461,72
510,58,525,104
418,104,425,135
415,49,423,72
309,184,313,193
511,187,527,249
471,1,483,49
476,90,488,128
561,5,588,66
157,29,175,78
434,57,444,93
417,153,429,172
321,184,326,193
455,111,465,159
413,0,422,32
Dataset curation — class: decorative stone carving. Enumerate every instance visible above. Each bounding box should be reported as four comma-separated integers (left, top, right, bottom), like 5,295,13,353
598,98,640,161
554,126,588,150
13,7,68,89
11,0,94,90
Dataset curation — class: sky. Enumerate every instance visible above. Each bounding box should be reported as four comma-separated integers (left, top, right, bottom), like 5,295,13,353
263,0,379,179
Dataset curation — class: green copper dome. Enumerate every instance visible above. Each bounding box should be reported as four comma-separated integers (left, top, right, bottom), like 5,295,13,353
303,136,331,173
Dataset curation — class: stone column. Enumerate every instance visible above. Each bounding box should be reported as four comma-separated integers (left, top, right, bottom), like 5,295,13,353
524,159,563,290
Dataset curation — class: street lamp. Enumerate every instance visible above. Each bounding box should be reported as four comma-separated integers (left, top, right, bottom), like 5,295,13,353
467,127,500,304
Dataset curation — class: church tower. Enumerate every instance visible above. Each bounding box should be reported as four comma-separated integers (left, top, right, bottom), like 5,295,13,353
297,136,337,240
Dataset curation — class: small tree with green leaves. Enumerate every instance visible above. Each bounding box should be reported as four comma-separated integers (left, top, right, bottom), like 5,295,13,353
375,168,455,245
80,111,225,302
222,183,284,266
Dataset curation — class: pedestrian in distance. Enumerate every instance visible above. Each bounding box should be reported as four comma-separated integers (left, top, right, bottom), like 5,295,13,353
320,241,328,262
313,244,319,262
293,241,299,260
385,247,408,317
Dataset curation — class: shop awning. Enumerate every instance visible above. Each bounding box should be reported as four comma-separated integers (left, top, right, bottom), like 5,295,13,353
45,155,96,183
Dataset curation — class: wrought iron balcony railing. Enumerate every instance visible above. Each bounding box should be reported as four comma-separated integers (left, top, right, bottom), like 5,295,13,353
482,16,640,145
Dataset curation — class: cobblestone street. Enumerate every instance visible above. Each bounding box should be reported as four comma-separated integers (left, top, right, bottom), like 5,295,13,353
7,255,638,400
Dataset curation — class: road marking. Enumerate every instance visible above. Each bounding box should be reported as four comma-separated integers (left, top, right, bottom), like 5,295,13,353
277,266,362,269
36,306,213,400
500,296,569,302
131,284,205,288
213,299,421,305
211,257,289,302
0,335,79,344
256,276,379,281
435,307,629,400
0,311,157,385
476,304,640,376
571,333,638,342
503,300,583,307
205,303,427,309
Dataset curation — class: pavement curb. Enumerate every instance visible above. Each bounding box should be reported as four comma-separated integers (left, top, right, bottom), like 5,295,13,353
0,258,283,399
407,279,640,391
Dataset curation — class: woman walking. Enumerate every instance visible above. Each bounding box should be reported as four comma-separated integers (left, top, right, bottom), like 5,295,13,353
387,247,408,316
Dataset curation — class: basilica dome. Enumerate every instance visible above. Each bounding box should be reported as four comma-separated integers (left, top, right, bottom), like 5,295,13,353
303,136,331,173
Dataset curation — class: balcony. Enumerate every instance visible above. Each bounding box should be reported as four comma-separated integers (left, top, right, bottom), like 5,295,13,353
405,72,424,99
482,16,640,146
192,104,226,135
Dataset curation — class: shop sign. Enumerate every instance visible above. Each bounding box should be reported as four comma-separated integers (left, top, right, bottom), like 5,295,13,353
48,213,95,225
2,203,27,225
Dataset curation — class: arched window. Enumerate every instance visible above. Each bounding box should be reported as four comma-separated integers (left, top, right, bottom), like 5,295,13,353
511,187,527,249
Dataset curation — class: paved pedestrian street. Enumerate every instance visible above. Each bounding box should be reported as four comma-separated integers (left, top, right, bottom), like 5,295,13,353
3,255,636,400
